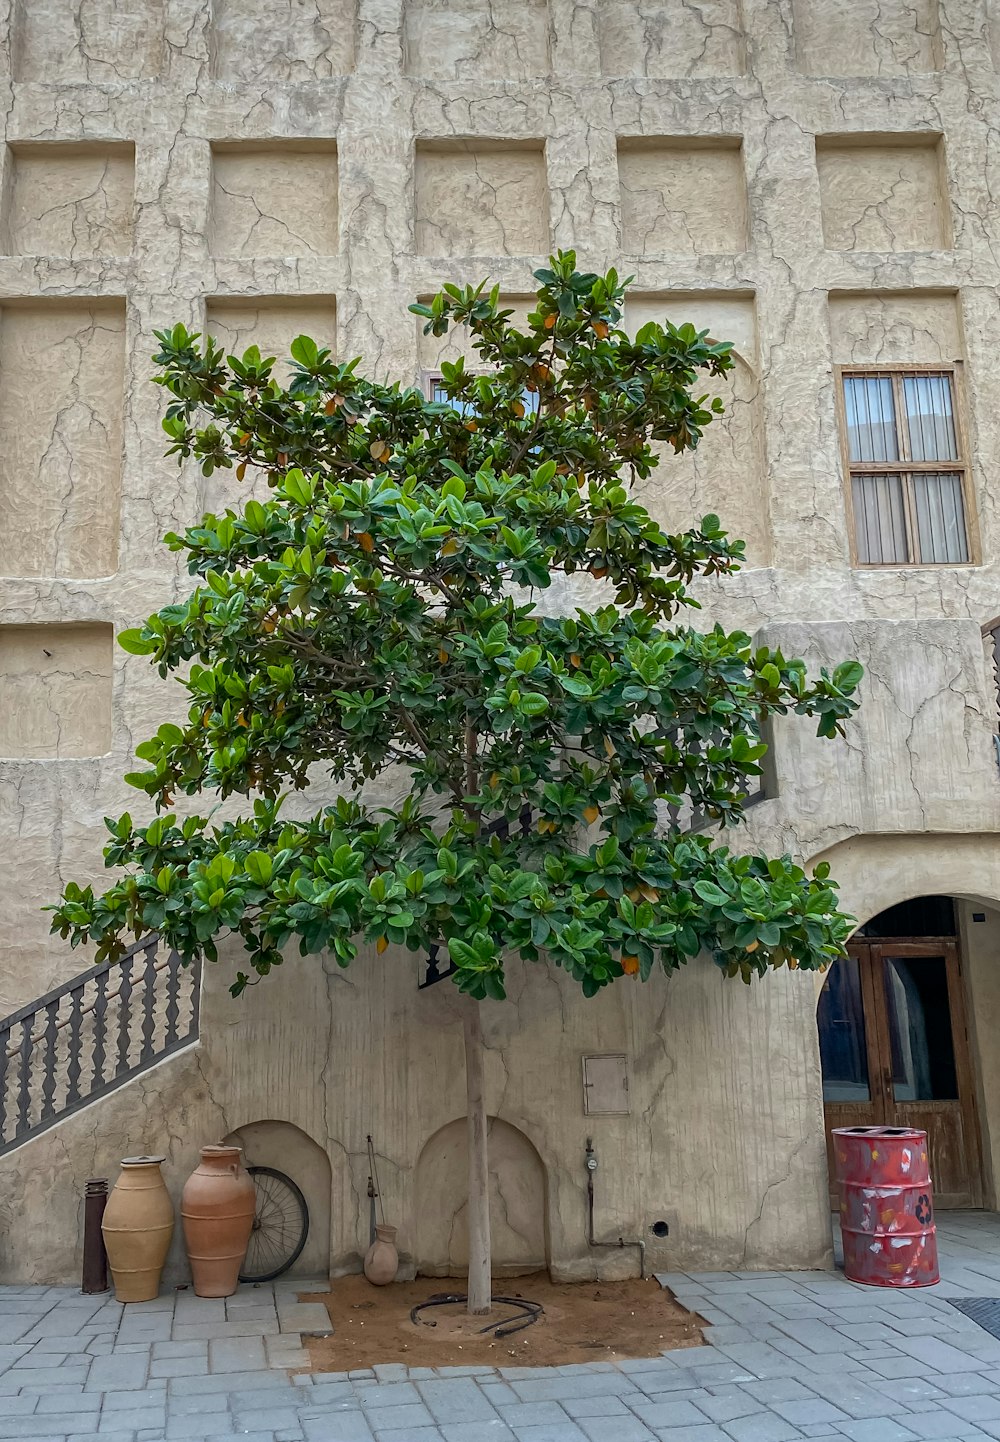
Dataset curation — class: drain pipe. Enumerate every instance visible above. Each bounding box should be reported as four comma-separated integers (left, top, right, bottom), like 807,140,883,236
585,1138,646,1280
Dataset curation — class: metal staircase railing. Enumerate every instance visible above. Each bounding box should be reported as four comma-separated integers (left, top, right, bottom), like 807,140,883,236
0,935,200,1157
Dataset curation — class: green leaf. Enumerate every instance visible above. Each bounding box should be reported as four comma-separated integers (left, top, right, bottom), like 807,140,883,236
245,852,273,886
118,629,154,655
694,880,730,906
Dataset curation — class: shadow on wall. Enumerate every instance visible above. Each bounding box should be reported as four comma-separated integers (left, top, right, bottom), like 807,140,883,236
414,1116,549,1278
223,1119,331,1278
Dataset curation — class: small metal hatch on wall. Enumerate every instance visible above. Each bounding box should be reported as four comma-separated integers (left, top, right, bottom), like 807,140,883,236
582,1053,630,1115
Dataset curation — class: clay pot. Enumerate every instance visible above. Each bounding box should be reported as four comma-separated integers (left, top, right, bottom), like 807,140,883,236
181,1144,256,1298
101,1156,174,1303
364,1223,399,1285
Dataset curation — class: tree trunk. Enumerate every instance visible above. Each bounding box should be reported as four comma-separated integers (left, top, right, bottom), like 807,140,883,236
463,998,492,1316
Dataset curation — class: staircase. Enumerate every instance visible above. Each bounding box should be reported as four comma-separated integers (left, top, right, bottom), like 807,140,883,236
0,936,201,1157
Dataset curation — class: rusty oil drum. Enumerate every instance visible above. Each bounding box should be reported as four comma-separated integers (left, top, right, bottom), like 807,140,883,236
833,1126,938,1287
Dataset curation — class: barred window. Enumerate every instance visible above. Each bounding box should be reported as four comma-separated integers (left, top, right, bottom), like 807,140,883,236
426,373,540,416
841,369,971,566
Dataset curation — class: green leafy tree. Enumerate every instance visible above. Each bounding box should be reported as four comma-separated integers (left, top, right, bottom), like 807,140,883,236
50,253,861,1313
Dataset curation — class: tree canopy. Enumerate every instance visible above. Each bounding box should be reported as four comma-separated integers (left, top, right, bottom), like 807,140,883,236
49,252,862,1002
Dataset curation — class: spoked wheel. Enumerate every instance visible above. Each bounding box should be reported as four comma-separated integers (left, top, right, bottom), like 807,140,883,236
239,1166,309,1283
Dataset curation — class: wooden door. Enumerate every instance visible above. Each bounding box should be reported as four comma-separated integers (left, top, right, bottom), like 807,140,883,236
819,939,982,1208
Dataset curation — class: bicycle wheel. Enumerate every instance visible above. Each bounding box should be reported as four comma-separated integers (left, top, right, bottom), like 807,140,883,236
239,1166,309,1283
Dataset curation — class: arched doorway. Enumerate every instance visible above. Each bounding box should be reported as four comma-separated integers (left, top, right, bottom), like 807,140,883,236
817,895,983,1207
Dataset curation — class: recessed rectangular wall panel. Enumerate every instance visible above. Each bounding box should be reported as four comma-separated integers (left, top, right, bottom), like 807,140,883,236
0,300,125,579
415,141,548,256
210,144,339,258
205,297,337,377
599,0,746,77
618,139,747,256
793,0,941,76
624,293,769,566
828,291,962,366
404,0,550,79
4,143,135,259
14,0,165,82
203,298,337,514
817,137,950,251
211,0,356,81
0,624,113,758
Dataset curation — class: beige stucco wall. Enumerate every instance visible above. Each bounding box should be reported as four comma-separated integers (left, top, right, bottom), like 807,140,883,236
5,0,1000,1284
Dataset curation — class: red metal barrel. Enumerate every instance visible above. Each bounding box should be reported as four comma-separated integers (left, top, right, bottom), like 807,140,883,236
832,1126,938,1287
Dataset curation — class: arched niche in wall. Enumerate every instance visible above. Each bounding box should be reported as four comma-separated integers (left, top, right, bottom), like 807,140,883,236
413,1116,548,1277
223,1119,332,1278
623,293,770,567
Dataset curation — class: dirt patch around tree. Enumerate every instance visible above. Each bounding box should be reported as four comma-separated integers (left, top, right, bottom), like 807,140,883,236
299,1272,703,1369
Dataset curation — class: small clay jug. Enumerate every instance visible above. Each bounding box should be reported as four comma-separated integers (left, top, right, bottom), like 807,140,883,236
181,1144,256,1297
102,1156,174,1303
364,1223,399,1285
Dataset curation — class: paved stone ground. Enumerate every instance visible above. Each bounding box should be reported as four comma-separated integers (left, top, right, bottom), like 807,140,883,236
6,1214,1000,1440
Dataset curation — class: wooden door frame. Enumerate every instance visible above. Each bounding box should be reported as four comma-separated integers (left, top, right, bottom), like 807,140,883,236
844,936,984,1208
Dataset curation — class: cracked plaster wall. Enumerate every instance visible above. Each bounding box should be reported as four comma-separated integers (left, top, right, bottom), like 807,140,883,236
2,142,135,259
6,0,1000,1282
816,135,951,251
618,138,748,256
210,143,339,259
0,622,112,760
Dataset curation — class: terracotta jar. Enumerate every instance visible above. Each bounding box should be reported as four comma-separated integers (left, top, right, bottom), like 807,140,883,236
101,1156,174,1303
364,1223,399,1285
181,1145,256,1297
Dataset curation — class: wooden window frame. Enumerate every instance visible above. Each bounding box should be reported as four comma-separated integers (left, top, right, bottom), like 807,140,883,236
422,368,540,414
836,362,978,568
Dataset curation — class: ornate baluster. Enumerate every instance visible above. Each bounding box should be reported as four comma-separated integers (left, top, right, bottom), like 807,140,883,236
187,956,202,1042
116,953,134,1078
0,1024,9,1146
139,942,158,1066
92,969,109,1091
16,1017,33,1137
65,985,85,1107
40,999,59,1122
164,950,181,1048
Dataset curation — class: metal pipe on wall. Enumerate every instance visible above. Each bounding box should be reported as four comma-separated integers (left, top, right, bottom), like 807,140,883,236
584,1138,647,1280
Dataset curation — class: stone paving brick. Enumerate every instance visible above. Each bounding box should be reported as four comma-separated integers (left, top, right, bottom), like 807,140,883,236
560,1395,638,1418
694,1389,768,1423
574,1416,658,1441
418,1378,506,1421
892,1337,991,1373
354,1380,422,1407
628,1397,712,1428
512,1424,589,1441
233,1408,312,1433
0,1419,90,1439
301,1415,375,1441
771,1397,848,1425
86,1354,149,1391
209,1335,269,1372
651,1428,730,1442
169,1368,292,1394
902,1411,990,1439
835,1422,919,1442
99,1407,167,1432
361,1402,436,1432
495,1402,569,1425
942,1394,1000,1423
11,1363,91,1387
438,1426,516,1442
720,1416,805,1441
172,1319,282,1340
149,1353,210,1377
372,1430,445,1442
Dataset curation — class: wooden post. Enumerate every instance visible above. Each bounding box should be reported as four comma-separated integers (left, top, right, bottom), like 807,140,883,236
463,998,492,1316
